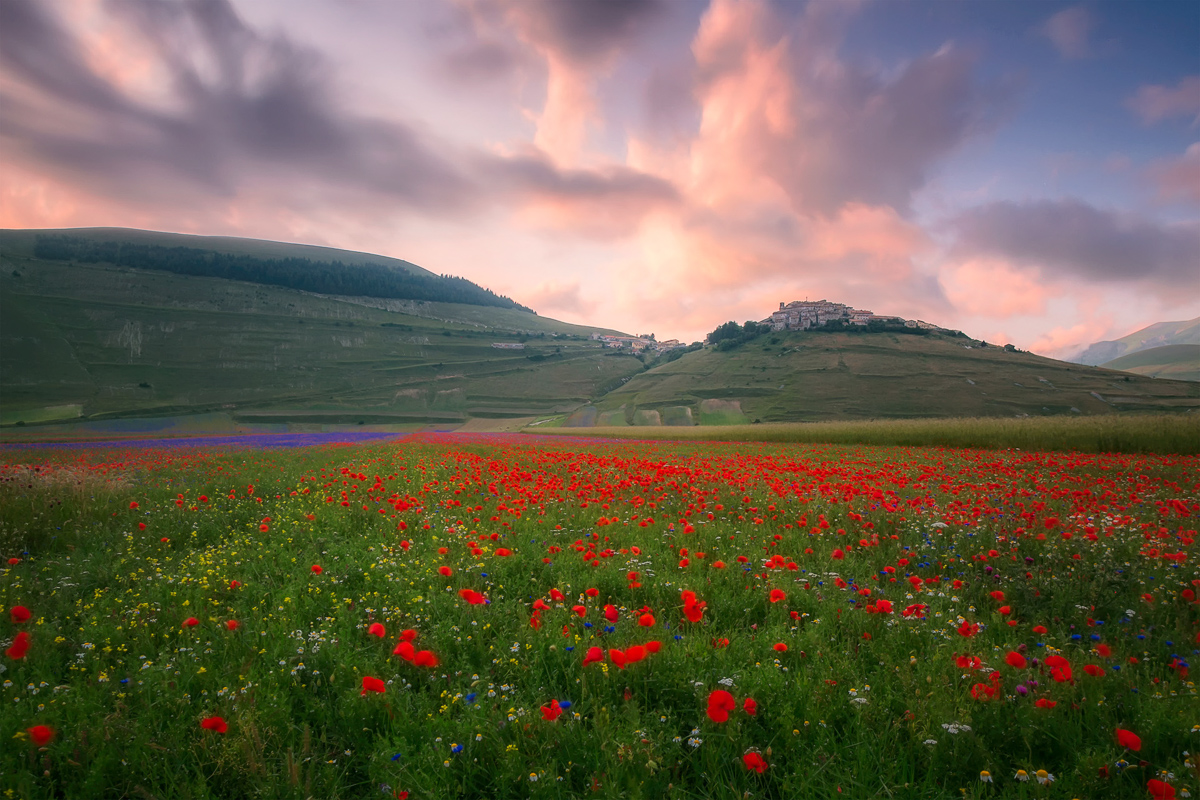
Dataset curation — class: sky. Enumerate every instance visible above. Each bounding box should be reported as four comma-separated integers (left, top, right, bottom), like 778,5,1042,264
1,0,1197,356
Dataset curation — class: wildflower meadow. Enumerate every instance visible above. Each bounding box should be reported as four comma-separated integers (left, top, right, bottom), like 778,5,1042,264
1,433,1196,799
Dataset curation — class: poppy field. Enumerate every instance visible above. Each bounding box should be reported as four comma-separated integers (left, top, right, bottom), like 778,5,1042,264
1,433,1197,799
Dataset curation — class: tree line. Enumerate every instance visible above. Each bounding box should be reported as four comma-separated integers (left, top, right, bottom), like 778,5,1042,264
34,235,531,312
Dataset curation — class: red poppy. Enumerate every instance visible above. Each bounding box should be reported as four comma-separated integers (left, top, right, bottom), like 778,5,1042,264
495,548,512,557
713,638,730,648
582,646,604,666
1147,779,1176,800
773,642,788,652
541,700,563,721
459,589,486,605
1083,664,1104,677
1034,698,1056,709
585,588,599,598
1005,652,1027,669
1044,654,1073,683
989,590,1005,602
831,549,845,560
1115,728,1141,751
645,640,661,653
549,589,565,602
368,623,386,638
706,689,736,723
571,605,586,617
400,629,418,642
1096,643,1112,657
413,650,439,668
743,752,768,773
27,725,53,746
956,655,982,670
1032,625,1048,635
743,697,757,715
625,645,647,664
438,566,452,577
604,605,619,623
393,641,415,661
970,682,997,701
311,565,323,574
10,606,30,624
638,612,655,627
229,580,241,590
6,558,19,566
200,716,228,734
6,631,30,660
769,589,786,603
609,648,626,669
361,676,386,695
957,620,980,638
902,604,927,618
225,620,239,631
182,617,199,628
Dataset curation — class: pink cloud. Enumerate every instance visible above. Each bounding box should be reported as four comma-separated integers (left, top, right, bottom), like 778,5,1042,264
1127,75,1200,125
1038,6,1095,60
939,257,1052,318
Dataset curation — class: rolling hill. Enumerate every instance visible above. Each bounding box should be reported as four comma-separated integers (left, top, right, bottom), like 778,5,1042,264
575,327,1200,425
0,229,636,428
1102,344,1200,382
3,227,1199,433
1072,317,1200,366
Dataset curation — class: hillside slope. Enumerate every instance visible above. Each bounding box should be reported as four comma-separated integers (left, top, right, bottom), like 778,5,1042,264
1102,344,1200,382
1073,317,1200,365
0,245,638,426
582,328,1200,425
0,227,437,277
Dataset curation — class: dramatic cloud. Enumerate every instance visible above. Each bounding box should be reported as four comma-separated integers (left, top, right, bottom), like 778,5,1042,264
1038,5,1095,60
682,0,1013,217
0,0,674,235
950,198,1200,287
1127,75,1200,125
0,0,476,212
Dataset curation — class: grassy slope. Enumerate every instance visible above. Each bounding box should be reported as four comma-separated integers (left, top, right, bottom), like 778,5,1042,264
1101,344,1200,381
0,255,643,425
0,226,438,277
592,328,1200,423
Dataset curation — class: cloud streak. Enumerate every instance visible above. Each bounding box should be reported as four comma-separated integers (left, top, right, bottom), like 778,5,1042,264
949,198,1199,288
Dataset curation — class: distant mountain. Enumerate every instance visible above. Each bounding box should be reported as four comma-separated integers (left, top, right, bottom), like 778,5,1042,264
1103,344,1200,382
1072,317,1200,366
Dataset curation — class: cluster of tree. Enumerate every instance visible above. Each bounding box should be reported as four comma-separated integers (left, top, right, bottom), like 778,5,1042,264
818,319,929,335
707,320,769,350
34,235,530,311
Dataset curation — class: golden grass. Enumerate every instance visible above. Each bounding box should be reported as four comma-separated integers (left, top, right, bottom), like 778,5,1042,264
525,413,1200,454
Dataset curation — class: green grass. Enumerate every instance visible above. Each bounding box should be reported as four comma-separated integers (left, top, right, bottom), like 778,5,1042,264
527,413,1200,454
596,329,1200,424
0,256,641,426
1102,345,1200,382
0,437,1195,799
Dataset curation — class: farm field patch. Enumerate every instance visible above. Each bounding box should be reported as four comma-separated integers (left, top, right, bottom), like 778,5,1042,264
1,435,1196,799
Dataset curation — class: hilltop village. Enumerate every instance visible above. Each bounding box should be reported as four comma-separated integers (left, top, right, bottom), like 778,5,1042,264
762,299,947,332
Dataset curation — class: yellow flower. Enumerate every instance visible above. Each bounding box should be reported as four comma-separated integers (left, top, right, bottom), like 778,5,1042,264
1014,770,1029,782
979,770,992,783
1035,769,1054,785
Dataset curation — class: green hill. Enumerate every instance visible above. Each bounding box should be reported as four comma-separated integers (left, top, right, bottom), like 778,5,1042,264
0,227,438,277
5,227,1198,433
579,327,1200,425
1102,344,1200,382
1073,317,1200,365
0,232,637,427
